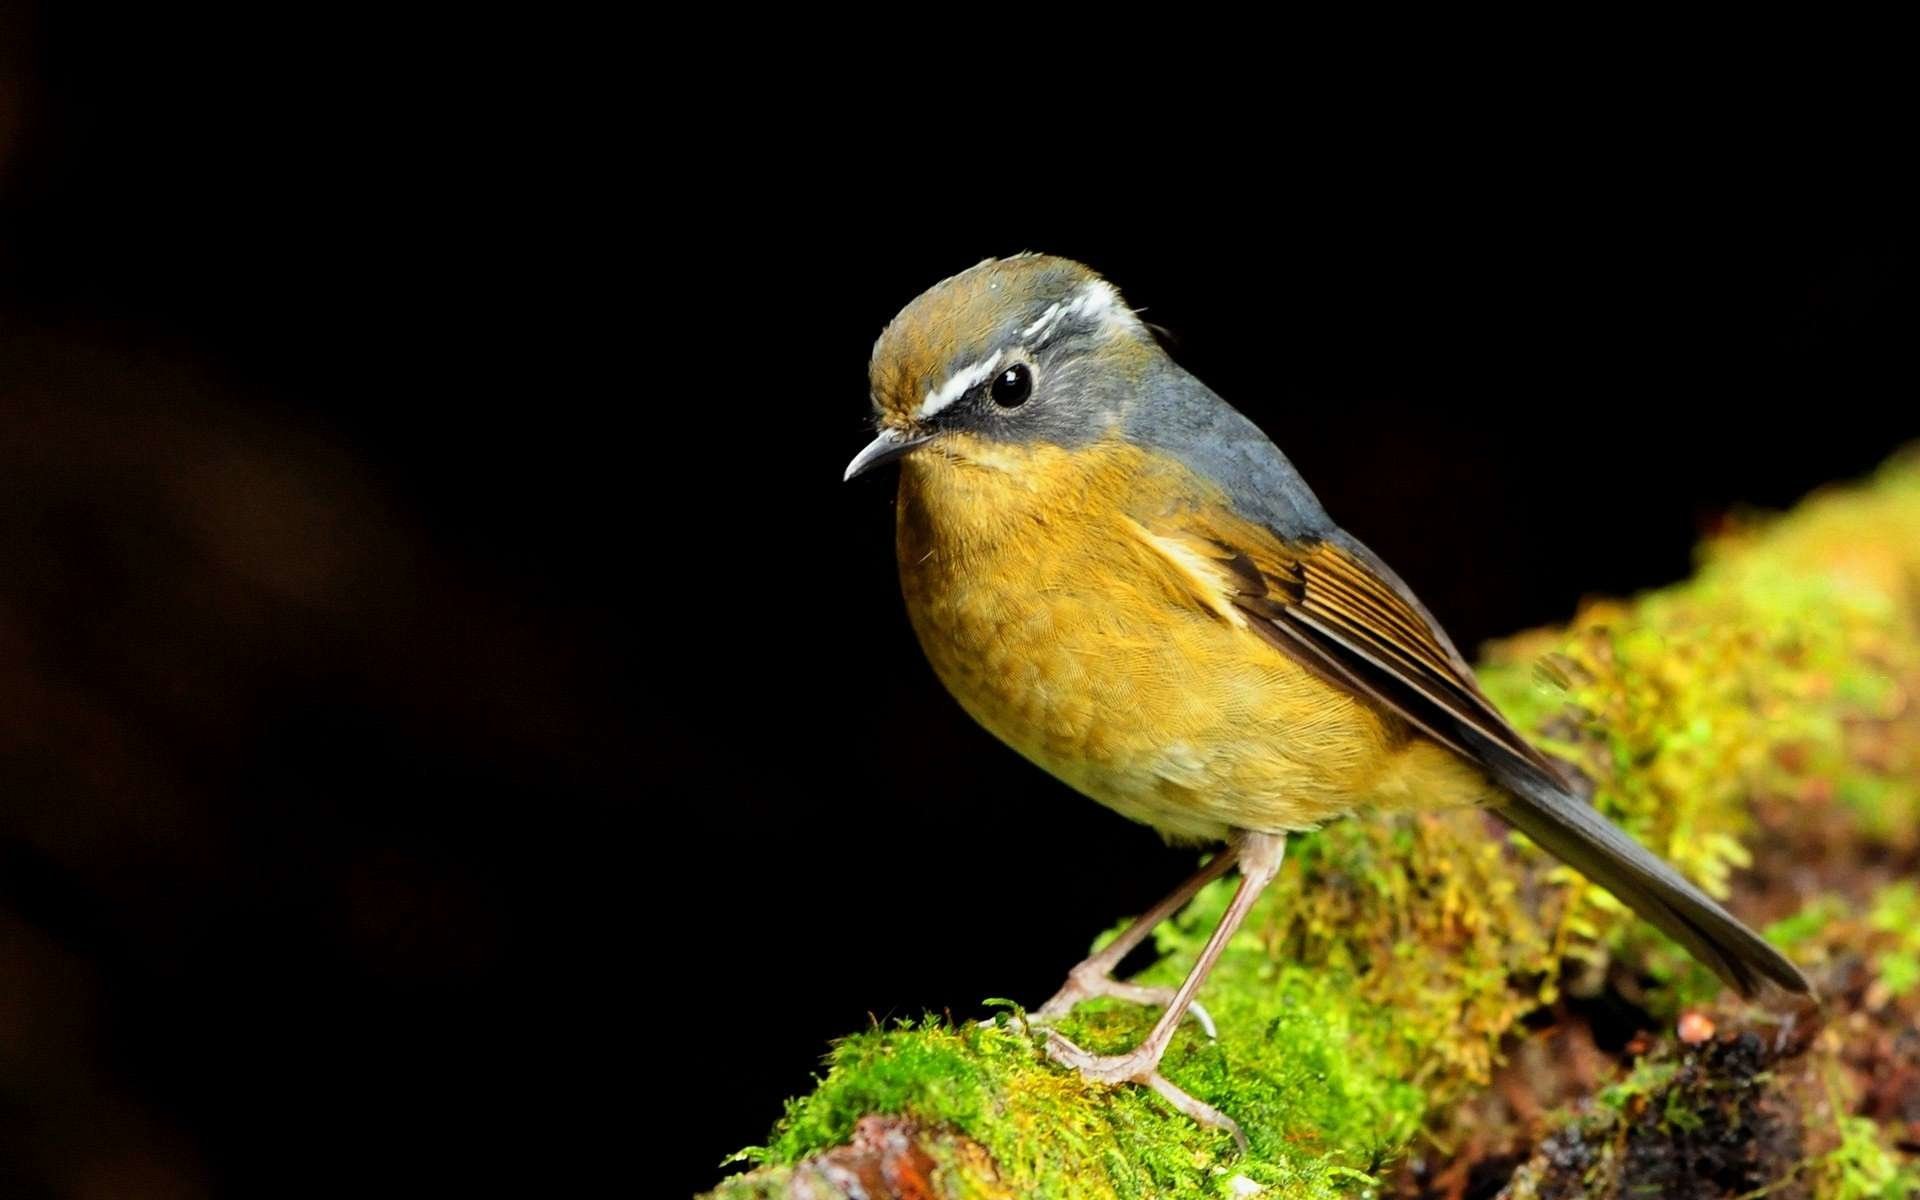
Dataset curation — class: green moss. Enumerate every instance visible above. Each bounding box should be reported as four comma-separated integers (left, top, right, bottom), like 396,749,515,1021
1597,1058,1677,1113
710,452,1920,1197
723,815,1547,1198
1766,895,1850,950
1510,883,1920,1200
1478,450,1920,1013
1765,884,1920,1003
1866,884,1920,998
1802,1018,1920,1200
1816,1114,1920,1200
738,1008,1395,1198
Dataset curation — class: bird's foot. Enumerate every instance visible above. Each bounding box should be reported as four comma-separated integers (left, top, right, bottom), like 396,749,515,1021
1030,965,1216,1038
1044,1031,1247,1152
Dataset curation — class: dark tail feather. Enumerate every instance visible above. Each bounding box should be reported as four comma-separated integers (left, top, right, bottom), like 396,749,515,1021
1493,770,1812,998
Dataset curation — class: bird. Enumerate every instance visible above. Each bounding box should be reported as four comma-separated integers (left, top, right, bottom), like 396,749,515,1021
843,253,1811,1145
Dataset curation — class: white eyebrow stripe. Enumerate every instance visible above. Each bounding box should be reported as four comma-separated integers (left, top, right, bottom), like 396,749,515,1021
912,281,1135,422
1020,280,1129,344
915,349,1002,419
1073,280,1123,324
1020,302,1062,338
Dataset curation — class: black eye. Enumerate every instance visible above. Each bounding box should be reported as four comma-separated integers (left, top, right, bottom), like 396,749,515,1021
990,364,1032,408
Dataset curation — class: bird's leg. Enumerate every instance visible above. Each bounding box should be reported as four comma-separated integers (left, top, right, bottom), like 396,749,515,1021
1045,831,1287,1151
1030,845,1239,1037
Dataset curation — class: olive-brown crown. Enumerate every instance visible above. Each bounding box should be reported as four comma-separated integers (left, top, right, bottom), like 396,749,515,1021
867,254,1139,428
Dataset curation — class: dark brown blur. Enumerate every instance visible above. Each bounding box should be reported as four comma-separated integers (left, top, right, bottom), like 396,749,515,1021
3,10,1914,1197
1,8,636,1194
0,332,629,1194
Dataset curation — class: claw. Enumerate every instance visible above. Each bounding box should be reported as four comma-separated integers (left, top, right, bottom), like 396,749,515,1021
1044,1030,1247,1152
1026,834,1281,1157
1145,1072,1247,1152
1185,998,1217,1040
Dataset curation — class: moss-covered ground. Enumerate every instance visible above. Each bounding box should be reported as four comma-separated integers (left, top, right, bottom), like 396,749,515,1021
709,450,1920,1199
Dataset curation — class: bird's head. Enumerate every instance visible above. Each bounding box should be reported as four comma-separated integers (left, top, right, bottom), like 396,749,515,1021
846,254,1158,481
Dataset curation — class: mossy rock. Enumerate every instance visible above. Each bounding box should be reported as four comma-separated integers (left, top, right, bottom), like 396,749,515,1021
707,449,1920,1199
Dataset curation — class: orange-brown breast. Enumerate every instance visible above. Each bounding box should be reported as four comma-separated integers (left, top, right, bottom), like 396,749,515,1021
893,435,1490,844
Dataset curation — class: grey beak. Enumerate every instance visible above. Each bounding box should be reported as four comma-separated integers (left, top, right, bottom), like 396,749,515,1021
843,428,930,481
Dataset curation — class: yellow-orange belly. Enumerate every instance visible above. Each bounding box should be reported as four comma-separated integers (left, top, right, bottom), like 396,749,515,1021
892,447,1483,844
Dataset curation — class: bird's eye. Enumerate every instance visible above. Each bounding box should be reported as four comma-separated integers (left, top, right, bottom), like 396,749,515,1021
990,364,1032,408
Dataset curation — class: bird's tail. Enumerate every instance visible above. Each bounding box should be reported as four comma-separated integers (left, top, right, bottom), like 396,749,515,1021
1492,768,1812,998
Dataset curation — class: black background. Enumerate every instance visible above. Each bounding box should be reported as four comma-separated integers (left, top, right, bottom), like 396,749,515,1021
1,11,1913,1196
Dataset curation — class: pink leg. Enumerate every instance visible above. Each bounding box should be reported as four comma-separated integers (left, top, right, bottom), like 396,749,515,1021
1045,832,1288,1150
1032,847,1238,1035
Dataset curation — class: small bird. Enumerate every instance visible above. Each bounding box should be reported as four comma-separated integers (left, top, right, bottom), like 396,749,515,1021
845,254,1810,1144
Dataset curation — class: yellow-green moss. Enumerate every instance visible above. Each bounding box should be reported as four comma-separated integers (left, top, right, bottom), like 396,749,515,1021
709,449,1920,1199
1815,1112,1920,1200
1480,448,1920,1012
728,971,1419,1198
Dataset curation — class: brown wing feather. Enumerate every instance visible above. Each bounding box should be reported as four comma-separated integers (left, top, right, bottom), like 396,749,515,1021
1145,509,1809,997
1174,515,1569,786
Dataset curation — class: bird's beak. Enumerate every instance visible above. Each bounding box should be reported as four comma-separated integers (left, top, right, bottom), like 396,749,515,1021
843,428,931,482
